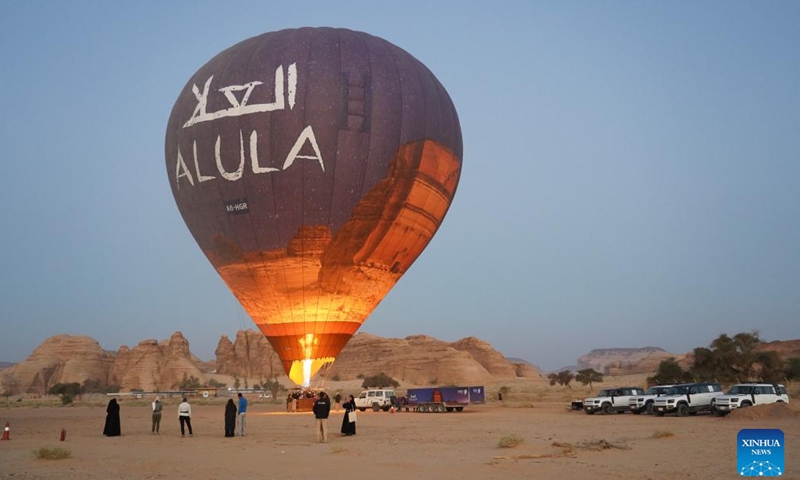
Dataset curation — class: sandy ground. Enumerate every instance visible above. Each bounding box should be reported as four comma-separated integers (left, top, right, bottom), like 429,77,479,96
1,395,797,480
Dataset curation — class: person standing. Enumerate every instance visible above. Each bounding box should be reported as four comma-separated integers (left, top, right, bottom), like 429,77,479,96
237,392,248,436
151,396,163,434
224,399,237,437
312,391,331,443
103,398,121,437
178,397,193,437
340,394,356,436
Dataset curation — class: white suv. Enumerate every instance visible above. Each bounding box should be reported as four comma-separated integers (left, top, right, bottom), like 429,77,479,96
583,387,646,415
628,385,675,415
354,389,397,412
653,382,723,417
713,384,789,416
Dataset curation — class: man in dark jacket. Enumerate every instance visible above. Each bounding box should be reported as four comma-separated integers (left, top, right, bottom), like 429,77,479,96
312,391,331,443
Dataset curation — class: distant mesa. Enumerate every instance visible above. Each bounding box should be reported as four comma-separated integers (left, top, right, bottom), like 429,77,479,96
577,347,677,375
0,362,14,371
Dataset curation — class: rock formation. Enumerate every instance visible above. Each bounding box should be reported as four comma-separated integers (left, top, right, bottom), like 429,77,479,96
0,335,114,394
110,332,207,391
326,333,535,385
214,330,282,381
450,336,524,378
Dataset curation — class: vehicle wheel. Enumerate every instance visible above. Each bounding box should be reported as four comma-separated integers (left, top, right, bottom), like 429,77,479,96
601,403,613,414
437,404,446,413
677,404,689,417
584,409,595,415
776,400,785,403
359,408,366,412
455,407,464,412
655,412,665,417
417,404,427,413
740,401,752,408
645,402,654,415
446,407,454,412
372,402,381,412
382,406,390,412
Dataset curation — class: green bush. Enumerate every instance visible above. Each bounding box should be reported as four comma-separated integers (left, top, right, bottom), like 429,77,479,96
61,395,73,405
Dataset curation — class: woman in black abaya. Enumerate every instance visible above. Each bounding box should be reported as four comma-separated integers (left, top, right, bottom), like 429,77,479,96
340,395,356,436
224,399,237,437
103,398,121,436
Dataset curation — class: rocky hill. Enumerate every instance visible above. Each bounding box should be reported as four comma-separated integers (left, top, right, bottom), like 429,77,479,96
110,332,208,391
0,335,115,394
0,330,540,394
329,333,541,385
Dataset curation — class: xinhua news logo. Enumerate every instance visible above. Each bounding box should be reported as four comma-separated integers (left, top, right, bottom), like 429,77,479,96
738,429,784,476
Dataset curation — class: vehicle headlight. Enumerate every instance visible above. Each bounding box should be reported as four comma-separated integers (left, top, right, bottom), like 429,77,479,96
731,398,739,403
668,399,675,404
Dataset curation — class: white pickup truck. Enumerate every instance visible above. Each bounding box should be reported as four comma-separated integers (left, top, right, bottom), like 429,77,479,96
354,389,397,412
713,383,789,416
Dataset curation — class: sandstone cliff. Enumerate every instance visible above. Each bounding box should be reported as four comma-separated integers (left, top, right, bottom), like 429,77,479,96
109,332,207,391
0,335,114,394
327,333,535,385
214,330,282,380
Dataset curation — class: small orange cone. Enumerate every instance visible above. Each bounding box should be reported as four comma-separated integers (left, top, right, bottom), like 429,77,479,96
60,428,66,442
1,421,9,440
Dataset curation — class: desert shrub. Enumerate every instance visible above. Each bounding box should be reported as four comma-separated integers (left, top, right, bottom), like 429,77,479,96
173,373,202,390
361,373,399,389
428,378,438,385
60,395,73,405
647,358,693,386
356,373,365,379
33,446,71,460
652,430,675,439
48,383,82,397
331,375,341,381
207,378,226,389
498,434,524,448
262,378,287,400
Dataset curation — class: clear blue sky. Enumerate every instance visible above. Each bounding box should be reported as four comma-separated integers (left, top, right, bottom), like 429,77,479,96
1,2,798,371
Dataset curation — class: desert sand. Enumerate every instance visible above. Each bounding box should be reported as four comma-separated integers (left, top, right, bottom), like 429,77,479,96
1,379,798,480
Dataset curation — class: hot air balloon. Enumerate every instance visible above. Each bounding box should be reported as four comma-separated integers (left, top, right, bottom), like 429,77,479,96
165,27,462,387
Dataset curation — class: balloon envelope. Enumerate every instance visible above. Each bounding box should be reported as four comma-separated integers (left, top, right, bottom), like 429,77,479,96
165,27,462,386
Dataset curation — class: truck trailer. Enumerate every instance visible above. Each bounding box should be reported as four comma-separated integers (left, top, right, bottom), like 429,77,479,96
406,386,485,413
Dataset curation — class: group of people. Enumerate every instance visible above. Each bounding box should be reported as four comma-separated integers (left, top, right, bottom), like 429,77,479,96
310,391,358,442
103,393,249,438
103,390,357,441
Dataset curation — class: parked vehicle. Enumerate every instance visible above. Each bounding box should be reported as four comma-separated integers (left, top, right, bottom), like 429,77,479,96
628,385,676,414
583,387,646,415
354,389,397,412
406,386,485,413
653,382,723,417
713,383,789,416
